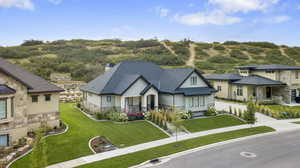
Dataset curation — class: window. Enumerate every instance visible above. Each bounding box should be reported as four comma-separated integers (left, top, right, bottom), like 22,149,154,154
0,134,9,147
266,70,274,74
45,94,51,101
237,86,243,96
200,96,205,106
296,71,299,79
0,99,7,120
189,96,205,107
11,98,14,117
190,76,197,85
194,96,199,107
217,86,222,91
189,97,194,107
31,95,38,103
106,96,111,103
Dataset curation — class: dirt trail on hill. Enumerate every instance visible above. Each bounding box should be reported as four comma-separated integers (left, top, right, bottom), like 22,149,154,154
161,41,177,56
186,43,196,67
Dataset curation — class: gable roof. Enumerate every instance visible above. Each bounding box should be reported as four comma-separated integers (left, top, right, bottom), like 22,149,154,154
0,84,16,95
232,75,286,86
0,58,64,93
236,64,300,70
205,73,242,81
81,61,215,95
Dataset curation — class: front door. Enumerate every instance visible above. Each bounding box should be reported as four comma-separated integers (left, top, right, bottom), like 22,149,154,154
291,89,297,102
147,95,155,110
266,87,272,99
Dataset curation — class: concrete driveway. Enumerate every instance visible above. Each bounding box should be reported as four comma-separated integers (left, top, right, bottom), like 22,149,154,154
153,130,300,168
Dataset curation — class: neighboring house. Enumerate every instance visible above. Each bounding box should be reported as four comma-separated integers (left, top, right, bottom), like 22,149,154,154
206,64,300,104
81,61,216,116
0,58,64,147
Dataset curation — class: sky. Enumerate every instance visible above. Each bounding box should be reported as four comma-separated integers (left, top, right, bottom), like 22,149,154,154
1,0,300,46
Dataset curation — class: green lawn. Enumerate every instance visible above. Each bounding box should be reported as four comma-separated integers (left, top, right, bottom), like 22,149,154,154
10,103,168,168
182,115,246,133
77,126,275,168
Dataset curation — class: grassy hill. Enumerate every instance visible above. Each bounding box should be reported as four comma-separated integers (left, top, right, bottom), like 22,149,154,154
1,39,300,82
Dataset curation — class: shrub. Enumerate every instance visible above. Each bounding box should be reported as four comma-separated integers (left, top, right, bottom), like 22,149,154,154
205,107,217,116
234,108,237,116
163,121,168,130
230,49,249,59
243,42,279,49
208,55,236,63
223,41,240,45
213,45,226,50
197,43,213,49
95,112,105,120
247,47,264,54
195,61,215,70
238,109,243,118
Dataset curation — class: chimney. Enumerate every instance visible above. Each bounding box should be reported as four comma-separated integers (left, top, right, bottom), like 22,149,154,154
105,63,115,72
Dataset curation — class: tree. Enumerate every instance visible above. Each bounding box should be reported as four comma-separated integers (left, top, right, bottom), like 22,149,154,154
171,110,183,143
243,100,257,126
31,122,48,168
21,40,44,46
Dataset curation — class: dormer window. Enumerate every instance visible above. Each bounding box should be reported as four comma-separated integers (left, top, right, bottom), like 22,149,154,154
190,76,197,85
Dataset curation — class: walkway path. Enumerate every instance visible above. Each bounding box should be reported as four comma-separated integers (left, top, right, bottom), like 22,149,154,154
186,43,196,67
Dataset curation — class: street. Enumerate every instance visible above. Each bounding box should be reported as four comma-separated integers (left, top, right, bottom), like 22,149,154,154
154,130,300,168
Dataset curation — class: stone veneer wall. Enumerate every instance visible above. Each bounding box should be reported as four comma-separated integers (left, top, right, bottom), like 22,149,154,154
0,72,60,145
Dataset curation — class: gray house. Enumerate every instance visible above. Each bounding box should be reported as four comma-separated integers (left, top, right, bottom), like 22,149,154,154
81,61,216,116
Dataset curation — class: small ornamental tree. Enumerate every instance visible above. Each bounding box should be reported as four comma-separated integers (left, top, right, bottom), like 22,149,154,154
244,99,257,126
229,106,232,114
31,122,48,168
234,108,238,116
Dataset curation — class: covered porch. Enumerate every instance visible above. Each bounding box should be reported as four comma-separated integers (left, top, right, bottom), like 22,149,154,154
248,85,286,103
121,85,159,114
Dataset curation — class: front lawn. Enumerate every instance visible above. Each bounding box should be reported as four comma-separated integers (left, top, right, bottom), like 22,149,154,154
182,115,245,133
10,103,168,168
77,126,275,168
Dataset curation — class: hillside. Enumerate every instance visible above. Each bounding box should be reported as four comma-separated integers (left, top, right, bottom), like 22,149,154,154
1,39,300,82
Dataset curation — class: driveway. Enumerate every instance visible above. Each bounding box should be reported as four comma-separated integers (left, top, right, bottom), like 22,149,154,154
153,130,300,168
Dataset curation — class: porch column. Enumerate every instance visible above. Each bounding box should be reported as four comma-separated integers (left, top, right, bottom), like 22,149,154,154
120,96,126,112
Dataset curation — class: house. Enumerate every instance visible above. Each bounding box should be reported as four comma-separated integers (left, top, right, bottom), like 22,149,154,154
81,61,216,116
0,58,64,147
206,64,300,104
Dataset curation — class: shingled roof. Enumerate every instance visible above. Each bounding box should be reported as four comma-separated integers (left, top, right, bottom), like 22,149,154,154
0,58,64,93
81,61,216,95
205,73,242,81
0,85,16,95
236,64,300,70
232,75,286,86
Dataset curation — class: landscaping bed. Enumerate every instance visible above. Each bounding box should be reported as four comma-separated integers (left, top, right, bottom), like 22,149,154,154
77,126,275,168
255,104,300,119
90,136,117,153
1,122,67,168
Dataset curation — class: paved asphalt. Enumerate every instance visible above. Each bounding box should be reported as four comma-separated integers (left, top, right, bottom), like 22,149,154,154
154,130,300,168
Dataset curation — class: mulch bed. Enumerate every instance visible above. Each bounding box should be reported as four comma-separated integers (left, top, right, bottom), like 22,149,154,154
91,136,117,153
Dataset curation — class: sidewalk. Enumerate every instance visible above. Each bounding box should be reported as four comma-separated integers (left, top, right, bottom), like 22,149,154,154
46,124,251,168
